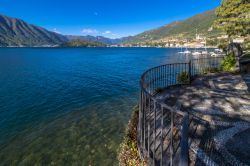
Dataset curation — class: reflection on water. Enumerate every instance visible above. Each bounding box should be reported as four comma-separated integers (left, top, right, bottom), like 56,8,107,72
0,48,202,165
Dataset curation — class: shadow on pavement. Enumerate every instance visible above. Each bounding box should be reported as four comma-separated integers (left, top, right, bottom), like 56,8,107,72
242,74,250,93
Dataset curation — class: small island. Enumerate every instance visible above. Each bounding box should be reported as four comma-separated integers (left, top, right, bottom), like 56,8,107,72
60,39,107,48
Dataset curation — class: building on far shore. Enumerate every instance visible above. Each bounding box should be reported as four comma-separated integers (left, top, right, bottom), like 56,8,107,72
233,38,245,44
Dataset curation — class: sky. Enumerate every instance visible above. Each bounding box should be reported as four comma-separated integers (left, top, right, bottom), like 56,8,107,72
0,0,221,38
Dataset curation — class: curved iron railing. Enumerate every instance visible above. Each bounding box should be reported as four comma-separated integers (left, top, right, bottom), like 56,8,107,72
138,57,223,166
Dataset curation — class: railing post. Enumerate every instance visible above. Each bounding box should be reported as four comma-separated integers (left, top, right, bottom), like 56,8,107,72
179,114,189,166
141,91,144,149
153,101,156,166
188,60,192,84
170,111,174,166
148,98,151,158
139,90,142,145
144,94,146,150
148,123,150,157
161,106,164,166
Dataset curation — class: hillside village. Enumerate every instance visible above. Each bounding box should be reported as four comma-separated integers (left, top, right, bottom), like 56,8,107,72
116,34,249,49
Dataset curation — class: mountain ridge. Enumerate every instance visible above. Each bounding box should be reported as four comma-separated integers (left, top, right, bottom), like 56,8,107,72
0,10,220,47
0,14,68,46
65,35,122,45
123,10,221,44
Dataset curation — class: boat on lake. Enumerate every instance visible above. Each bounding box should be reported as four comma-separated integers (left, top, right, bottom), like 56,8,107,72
178,47,192,54
192,51,202,56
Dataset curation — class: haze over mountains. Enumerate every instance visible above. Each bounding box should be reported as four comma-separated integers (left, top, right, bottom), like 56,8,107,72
0,10,219,47
65,35,131,45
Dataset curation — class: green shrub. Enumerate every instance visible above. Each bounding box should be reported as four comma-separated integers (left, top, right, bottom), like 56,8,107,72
218,43,228,51
118,106,145,166
177,72,190,84
220,54,236,72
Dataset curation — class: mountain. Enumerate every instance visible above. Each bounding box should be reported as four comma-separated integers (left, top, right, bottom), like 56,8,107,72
124,10,221,44
65,35,131,45
69,10,220,45
0,15,68,46
0,9,220,47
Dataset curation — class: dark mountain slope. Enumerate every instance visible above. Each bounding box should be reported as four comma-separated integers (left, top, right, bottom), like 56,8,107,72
0,15,68,46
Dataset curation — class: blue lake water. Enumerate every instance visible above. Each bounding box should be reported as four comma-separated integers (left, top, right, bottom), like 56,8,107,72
0,48,191,165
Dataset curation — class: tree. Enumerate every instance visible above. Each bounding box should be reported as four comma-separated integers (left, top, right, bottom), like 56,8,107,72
214,0,250,69
214,0,250,38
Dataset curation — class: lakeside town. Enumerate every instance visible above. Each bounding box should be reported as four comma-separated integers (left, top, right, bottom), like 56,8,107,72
110,34,249,49
4,34,249,51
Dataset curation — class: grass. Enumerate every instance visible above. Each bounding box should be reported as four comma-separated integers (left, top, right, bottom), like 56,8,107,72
202,67,221,74
118,106,146,166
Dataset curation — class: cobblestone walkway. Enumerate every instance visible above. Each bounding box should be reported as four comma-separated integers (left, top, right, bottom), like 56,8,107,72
155,73,250,166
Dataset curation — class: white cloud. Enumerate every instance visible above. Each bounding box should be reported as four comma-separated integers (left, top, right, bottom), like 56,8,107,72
102,30,118,38
53,28,61,34
81,28,99,34
80,29,119,38
102,30,112,35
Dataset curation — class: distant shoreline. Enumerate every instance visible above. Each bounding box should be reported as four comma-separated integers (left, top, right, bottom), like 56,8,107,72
0,46,218,49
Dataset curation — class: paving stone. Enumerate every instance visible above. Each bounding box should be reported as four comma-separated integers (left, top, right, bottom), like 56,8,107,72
155,73,250,165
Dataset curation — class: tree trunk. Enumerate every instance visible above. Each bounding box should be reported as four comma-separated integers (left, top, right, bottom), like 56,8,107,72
227,42,243,71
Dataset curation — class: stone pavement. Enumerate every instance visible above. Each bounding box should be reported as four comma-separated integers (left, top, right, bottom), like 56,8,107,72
155,73,250,166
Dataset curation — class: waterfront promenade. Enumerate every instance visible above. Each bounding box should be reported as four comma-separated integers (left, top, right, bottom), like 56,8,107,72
154,73,250,165
136,53,250,166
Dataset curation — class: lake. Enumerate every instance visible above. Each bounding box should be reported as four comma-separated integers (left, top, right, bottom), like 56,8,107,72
0,48,191,165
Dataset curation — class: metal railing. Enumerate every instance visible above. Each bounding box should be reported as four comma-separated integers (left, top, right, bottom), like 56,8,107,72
138,57,223,166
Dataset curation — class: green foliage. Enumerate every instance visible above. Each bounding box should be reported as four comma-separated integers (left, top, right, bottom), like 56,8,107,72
177,72,190,84
218,43,228,51
202,67,220,74
242,38,250,50
118,106,145,166
60,39,106,47
216,38,230,51
207,38,219,46
214,0,250,37
221,54,237,72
